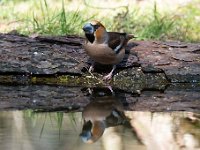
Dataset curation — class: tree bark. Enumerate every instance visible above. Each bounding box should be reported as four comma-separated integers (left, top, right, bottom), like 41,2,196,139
0,33,199,112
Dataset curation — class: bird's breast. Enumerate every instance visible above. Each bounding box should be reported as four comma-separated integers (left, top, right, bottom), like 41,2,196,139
83,43,125,65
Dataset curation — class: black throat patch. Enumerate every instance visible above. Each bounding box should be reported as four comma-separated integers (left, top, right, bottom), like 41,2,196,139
85,34,95,43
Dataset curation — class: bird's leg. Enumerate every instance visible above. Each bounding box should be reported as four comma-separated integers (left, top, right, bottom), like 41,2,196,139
107,86,115,96
88,62,95,73
88,62,97,79
103,65,116,81
88,88,93,95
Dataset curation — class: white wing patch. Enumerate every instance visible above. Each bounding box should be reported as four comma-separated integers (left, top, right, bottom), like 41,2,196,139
114,35,125,54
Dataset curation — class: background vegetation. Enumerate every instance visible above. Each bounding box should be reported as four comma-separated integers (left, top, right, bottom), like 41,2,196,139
0,0,199,42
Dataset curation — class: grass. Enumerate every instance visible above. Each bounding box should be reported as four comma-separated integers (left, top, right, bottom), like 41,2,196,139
138,3,174,40
172,1,200,42
24,110,80,137
0,0,92,35
0,0,200,42
29,0,93,35
111,3,175,41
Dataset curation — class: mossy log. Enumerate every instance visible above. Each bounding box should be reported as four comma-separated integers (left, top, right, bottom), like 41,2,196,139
0,33,199,85
0,33,199,111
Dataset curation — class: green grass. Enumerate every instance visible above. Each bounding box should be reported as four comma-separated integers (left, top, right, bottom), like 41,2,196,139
0,0,200,42
28,0,93,35
0,0,93,35
110,3,175,41
172,1,200,42
23,110,79,137
138,3,174,40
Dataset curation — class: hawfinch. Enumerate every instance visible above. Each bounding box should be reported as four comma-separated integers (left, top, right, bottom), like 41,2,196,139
80,88,126,143
82,20,134,80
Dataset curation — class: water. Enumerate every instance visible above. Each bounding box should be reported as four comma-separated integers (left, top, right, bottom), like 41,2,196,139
0,85,200,150
0,110,200,150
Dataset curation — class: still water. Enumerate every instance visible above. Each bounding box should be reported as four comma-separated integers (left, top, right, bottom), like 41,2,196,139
0,110,200,150
0,84,200,150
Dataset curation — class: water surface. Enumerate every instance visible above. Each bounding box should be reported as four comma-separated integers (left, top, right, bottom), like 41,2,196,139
0,110,199,150
0,85,200,150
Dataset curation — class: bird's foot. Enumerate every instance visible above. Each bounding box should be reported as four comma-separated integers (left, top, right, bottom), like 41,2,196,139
103,65,116,81
103,73,113,81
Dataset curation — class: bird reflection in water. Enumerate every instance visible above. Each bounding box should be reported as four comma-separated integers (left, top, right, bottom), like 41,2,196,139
80,87,128,143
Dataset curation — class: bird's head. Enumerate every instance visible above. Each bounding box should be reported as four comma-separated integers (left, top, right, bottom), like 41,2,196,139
82,20,107,43
80,120,106,143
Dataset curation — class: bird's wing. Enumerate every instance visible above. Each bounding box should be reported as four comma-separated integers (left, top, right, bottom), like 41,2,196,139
107,32,133,54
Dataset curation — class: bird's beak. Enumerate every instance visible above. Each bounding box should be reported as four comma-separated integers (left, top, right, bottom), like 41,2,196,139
83,23,94,34
80,130,92,143
80,120,93,142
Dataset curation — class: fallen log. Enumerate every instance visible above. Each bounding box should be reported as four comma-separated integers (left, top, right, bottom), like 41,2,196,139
0,33,199,86
0,33,200,112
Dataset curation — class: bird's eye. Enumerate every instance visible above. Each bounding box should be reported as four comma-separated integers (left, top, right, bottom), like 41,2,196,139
94,24,100,30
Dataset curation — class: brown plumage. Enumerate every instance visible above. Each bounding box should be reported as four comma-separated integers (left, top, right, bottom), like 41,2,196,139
80,87,126,143
82,20,134,80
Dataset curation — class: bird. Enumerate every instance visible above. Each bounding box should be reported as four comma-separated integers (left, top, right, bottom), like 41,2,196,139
80,87,126,143
82,20,134,80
